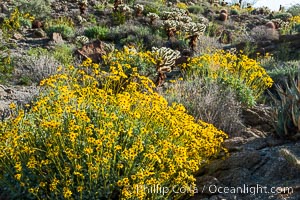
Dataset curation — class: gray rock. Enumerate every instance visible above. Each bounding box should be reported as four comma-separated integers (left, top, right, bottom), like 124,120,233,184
33,28,47,38
49,32,64,45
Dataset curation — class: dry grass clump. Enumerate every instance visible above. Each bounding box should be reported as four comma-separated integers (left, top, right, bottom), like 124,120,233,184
250,26,279,41
161,76,245,136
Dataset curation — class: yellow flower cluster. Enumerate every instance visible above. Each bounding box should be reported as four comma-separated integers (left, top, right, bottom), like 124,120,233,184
290,15,300,24
176,2,188,10
183,50,273,101
1,8,35,33
102,46,157,82
0,59,227,199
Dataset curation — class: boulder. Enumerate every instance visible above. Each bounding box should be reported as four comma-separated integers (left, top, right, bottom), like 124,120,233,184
49,32,64,44
76,40,107,63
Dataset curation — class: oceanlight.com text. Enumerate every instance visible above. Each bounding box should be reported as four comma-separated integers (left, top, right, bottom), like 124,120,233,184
136,184,293,196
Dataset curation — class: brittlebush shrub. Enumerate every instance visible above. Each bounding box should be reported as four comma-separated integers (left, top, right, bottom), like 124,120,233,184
102,46,157,81
0,59,227,199
182,50,274,106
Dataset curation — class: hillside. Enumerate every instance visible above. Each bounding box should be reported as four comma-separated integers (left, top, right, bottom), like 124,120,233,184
0,0,300,199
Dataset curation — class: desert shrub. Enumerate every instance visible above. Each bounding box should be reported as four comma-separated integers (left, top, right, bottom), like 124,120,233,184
84,26,109,40
162,76,244,135
205,22,220,37
45,24,75,39
271,12,293,22
45,16,75,28
176,2,188,10
196,35,222,54
0,47,13,83
143,3,160,15
52,44,75,66
267,60,300,86
102,46,157,81
230,9,239,15
269,72,300,140
108,25,162,49
287,3,300,16
0,59,227,199
44,16,75,39
14,47,60,83
250,26,279,41
1,8,34,34
182,50,274,106
112,11,127,25
187,5,205,14
14,0,51,19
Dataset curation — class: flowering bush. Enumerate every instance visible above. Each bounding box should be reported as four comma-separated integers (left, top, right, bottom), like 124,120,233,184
102,46,157,82
181,50,273,106
0,59,227,199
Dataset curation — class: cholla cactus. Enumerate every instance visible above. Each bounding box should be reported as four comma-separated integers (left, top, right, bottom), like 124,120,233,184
117,4,132,13
75,35,89,45
184,22,206,35
77,15,87,24
161,8,188,21
163,20,177,40
198,16,209,25
113,0,123,12
152,47,181,86
163,20,177,29
147,12,159,25
78,0,88,15
184,23,206,51
133,4,144,16
103,42,115,53
179,16,192,23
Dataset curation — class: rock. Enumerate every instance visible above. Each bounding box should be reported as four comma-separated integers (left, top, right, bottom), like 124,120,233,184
76,40,107,63
242,105,274,134
0,3,9,14
219,13,227,21
33,28,47,38
265,21,276,29
0,86,6,97
49,32,64,44
32,20,43,29
13,32,23,40
223,137,246,152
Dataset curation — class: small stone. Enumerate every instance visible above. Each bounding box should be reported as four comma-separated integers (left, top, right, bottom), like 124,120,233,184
13,32,23,40
50,32,64,44
33,28,47,38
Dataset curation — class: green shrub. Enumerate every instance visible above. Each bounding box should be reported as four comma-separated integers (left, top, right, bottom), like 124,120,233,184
143,4,160,15
271,12,293,21
0,59,227,199
187,5,204,14
84,26,109,40
19,17,32,28
14,0,51,19
45,24,75,39
267,60,300,86
287,4,300,16
112,11,127,25
230,9,240,15
182,50,274,107
52,44,75,66
0,52,13,83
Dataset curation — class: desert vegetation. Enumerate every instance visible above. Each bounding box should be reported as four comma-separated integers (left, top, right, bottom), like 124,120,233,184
0,0,300,199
